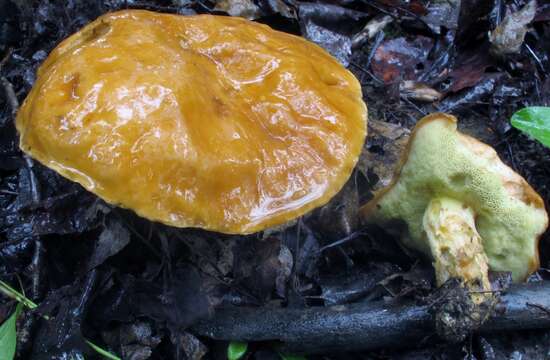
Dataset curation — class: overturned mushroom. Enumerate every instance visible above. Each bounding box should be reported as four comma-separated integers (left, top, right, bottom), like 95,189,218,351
361,113,548,336
16,10,367,234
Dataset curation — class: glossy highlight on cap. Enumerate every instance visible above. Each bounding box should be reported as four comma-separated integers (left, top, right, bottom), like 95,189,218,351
16,10,367,234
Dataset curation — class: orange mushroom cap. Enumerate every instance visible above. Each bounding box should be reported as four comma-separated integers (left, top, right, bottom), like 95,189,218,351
16,10,367,234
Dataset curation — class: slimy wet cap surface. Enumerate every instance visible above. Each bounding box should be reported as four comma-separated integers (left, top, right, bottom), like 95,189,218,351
17,10,367,234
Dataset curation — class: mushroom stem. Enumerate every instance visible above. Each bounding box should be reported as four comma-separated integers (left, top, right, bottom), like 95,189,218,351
359,114,549,341
423,197,497,340
423,197,492,299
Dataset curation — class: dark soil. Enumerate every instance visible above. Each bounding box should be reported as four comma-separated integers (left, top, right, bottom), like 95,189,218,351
1,0,550,359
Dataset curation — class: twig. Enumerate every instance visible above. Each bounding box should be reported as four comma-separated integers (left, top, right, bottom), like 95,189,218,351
527,302,550,316
318,230,367,252
16,239,44,358
30,239,45,300
349,62,384,84
525,44,547,76
401,97,427,116
366,30,384,69
193,281,550,354
0,189,18,195
506,141,518,172
1,76,19,116
0,48,13,70
24,156,41,207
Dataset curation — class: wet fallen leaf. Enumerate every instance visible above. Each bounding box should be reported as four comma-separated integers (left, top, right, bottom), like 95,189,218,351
214,0,261,20
359,119,410,191
351,15,393,49
87,218,130,270
489,0,537,56
257,0,296,19
400,80,443,102
311,178,360,241
233,237,293,301
297,2,367,66
375,0,426,15
171,332,207,360
443,50,492,93
3,0,550,358
102,322,161,360
439,73,504,112
304,23,351,65
421,1,460,35
31,271,98,359
371,36,433,84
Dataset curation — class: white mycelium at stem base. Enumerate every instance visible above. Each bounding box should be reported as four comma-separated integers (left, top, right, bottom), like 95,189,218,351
423,197,491,303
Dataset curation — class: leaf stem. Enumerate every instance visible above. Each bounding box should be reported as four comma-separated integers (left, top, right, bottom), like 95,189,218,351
0,279,120,360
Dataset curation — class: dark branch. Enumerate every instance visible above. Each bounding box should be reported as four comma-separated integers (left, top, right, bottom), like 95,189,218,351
192,281,550,354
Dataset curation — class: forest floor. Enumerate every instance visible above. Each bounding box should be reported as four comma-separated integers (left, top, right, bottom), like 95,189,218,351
1,0,550,359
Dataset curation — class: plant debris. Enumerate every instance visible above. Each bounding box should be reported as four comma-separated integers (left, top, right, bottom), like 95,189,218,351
489,0,537,57
214,0,261,19
1,0,550,358
371,36,434,84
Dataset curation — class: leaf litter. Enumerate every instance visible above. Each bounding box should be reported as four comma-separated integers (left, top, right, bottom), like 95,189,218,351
0,0,550,358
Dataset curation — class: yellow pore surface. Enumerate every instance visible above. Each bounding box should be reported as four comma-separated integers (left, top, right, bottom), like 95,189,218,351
17,10,367,234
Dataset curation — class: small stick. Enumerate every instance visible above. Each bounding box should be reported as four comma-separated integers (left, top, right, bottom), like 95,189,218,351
526,302,550,316
1,76,19,116
193,281,550,354
1,48,19,118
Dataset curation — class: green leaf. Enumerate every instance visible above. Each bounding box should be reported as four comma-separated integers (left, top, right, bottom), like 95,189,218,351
0,280,120,360
279,355,307,360
511,106,550,148
0,304,22,360
85,340,121,360
227,341,248,360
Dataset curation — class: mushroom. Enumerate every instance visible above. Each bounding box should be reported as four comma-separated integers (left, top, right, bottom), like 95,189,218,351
16,10,367,234
361,113,548,334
